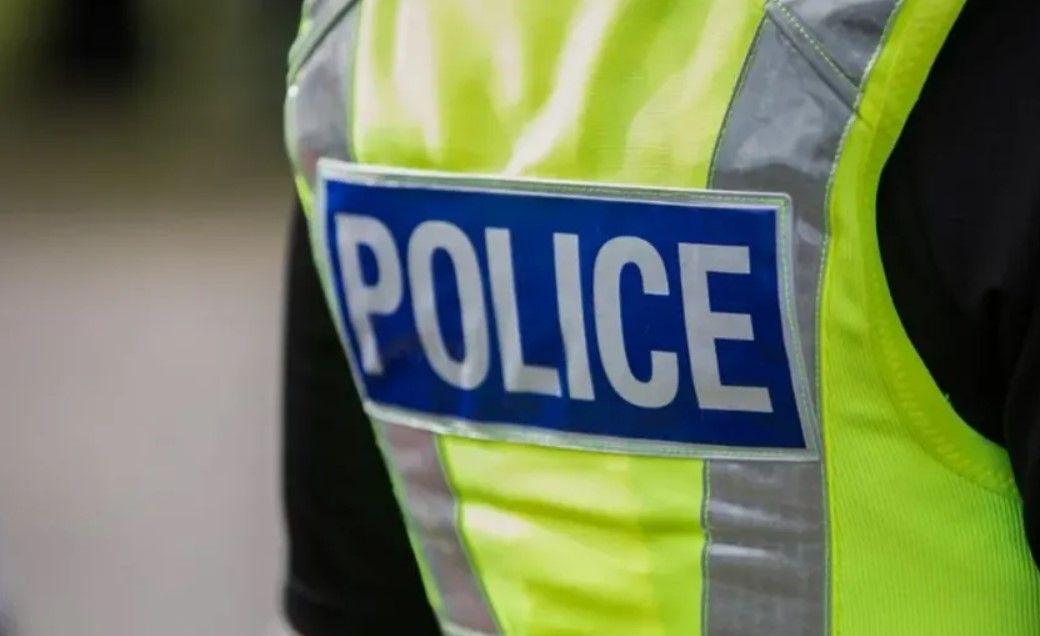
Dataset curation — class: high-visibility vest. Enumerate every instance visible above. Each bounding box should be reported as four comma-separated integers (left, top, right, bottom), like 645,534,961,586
285,1,1040,633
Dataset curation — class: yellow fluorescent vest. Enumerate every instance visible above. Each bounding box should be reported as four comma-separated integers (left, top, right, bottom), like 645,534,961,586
285,1,1040,633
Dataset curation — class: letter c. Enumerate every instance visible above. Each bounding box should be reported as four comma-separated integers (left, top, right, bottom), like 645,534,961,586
593,236,678,408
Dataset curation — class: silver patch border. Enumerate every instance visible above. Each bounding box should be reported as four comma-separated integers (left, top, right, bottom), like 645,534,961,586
318,159,820,461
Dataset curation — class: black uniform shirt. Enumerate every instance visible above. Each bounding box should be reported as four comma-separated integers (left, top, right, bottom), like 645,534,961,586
283,2,1040,633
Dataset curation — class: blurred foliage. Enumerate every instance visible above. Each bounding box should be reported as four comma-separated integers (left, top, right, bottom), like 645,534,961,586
0,0,300,116
0,0,302,197
0,0,57,92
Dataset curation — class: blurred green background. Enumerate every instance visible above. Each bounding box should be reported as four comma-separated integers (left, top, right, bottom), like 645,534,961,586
0,2,302,635
0,0,299,195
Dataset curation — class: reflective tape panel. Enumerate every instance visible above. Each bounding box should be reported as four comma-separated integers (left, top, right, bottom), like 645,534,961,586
765,4,857,108
778,0,898,84
285,0,363,315
711,16,851,404
377,422,499,636
704,461,826,635
705,1,898,633
285,0,361,201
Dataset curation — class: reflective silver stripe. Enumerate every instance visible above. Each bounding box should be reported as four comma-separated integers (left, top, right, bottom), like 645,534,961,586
778,0,898,85
285,0,362,196
704,461,826,635
706,1,899,633
376,422,499,635
766,3,858,107
711,16,853,406
289,0,362,80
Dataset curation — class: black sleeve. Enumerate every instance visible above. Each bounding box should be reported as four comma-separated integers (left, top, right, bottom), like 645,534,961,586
282,207,438,635
878,1,1040,563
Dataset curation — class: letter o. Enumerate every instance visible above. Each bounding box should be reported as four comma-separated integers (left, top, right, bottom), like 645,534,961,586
407,221,490,390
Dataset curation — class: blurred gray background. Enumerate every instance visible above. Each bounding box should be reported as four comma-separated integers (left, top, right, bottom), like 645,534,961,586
0,1,301,633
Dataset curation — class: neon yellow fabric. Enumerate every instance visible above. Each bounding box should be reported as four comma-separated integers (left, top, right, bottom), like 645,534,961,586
353,0,763,187
823,1,1040,633
351,1,764,633
322,0,1040,633
440,437,705,635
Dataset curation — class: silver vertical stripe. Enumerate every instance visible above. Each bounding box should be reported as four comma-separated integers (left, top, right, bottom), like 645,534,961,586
705,461,826,635
706,1,898,634
286,0,362,196
377,422,499,636
711,15,854,401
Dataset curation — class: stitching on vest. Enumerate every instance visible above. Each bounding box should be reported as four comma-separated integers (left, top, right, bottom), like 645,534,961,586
698,460,713,634
768,2,859,89
770,13,859,113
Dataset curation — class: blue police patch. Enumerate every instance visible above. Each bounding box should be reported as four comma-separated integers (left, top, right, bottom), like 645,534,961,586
319,161,817,459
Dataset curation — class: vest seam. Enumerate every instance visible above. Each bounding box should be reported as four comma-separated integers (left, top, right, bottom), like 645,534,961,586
698,459,712,635
765,5,859,111
766,2,859,92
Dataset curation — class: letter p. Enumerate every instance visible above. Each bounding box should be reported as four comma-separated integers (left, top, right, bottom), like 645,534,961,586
335,214,403,375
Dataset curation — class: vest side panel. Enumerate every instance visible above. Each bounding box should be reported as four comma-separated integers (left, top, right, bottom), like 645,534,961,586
822,0,1040,632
